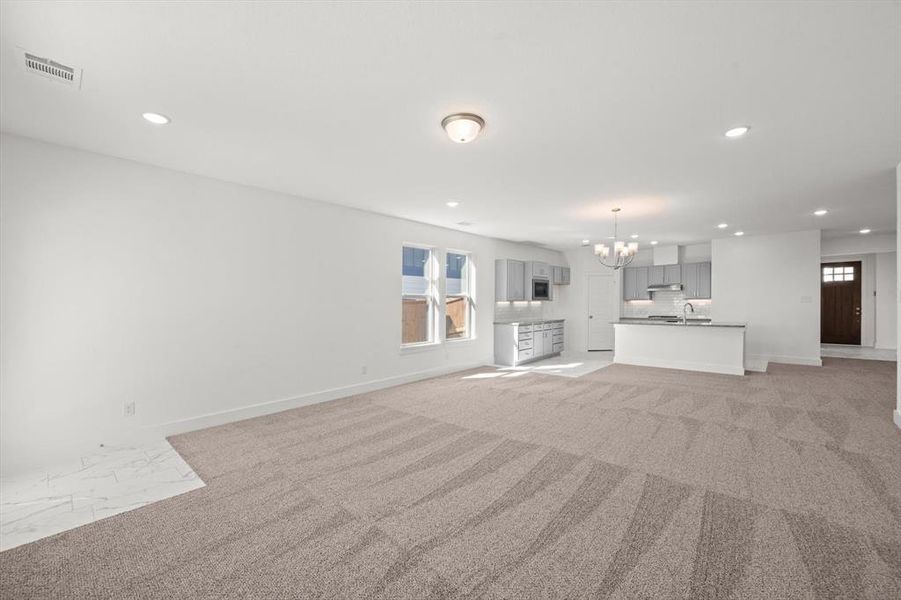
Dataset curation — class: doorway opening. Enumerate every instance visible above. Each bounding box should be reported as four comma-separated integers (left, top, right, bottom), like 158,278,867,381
820,261,861,345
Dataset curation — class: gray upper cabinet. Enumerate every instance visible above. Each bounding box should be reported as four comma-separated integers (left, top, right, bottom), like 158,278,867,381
635,267,649,299
682,262,711,299
552,266,571,285
664,264,682,285
623,267,637,300
648,265,665,286
697,262,711,298
622,266,650,300
495,259,525,301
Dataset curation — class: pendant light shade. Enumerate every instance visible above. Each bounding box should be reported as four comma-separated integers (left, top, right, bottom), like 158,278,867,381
594,208,638,270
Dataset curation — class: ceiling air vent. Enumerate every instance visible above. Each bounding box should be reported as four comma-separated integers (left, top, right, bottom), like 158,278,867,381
19,48,82,88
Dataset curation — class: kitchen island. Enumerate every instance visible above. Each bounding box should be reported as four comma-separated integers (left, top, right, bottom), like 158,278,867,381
613,320,746,375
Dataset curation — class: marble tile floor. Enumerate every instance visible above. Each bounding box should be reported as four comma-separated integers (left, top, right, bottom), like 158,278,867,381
821,343,897,361
0,440,204,552
488,350,614,378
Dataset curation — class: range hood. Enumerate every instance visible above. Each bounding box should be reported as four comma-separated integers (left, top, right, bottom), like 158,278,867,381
647,283,682,292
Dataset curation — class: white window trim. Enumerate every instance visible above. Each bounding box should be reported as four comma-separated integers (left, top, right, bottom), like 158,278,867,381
401,243,439,349
445,249,476,342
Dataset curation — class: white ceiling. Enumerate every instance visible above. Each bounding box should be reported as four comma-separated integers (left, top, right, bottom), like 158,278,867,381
1,1,899,249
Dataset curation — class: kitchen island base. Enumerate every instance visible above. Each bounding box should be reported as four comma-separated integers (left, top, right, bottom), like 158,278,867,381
613,322,746,375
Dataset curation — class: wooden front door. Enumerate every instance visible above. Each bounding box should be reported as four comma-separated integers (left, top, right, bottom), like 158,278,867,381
821,261,861,345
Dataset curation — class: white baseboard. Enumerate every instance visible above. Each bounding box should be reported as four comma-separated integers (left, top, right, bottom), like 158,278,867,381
141,362,485,442
744,357,769,372
614,356,744,376
746,354,822,371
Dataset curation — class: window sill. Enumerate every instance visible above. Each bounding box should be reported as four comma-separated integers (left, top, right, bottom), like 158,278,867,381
446,336,477,344
400,341,442,354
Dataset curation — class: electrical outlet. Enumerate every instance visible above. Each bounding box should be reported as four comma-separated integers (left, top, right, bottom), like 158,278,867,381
361,365,368,375
124,401,135,417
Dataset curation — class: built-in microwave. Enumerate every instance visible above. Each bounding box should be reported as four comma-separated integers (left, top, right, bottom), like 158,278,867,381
531,278,551,301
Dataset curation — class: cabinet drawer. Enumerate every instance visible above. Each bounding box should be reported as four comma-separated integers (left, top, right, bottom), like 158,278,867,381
540,323,552,330
552,342,564,353
518,338,533,350
518,325,533,333
551,322,563,330
518,331,533,341
552,333,563,343
517,348,534,360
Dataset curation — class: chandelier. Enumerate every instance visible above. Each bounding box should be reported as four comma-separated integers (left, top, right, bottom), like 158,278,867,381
594,208,638,270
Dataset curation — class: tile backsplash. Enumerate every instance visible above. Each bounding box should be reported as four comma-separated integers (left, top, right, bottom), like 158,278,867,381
621,290,712,318
494,301,546,323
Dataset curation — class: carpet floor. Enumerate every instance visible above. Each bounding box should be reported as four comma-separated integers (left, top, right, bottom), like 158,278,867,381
1,358,900,599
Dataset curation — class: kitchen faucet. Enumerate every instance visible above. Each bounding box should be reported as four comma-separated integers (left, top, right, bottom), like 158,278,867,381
682,302,694,324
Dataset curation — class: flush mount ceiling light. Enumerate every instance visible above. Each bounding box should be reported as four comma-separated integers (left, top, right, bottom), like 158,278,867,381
446,201,459,208
860,228,871,234
814,209,828,216
650,240,659,245
717,223,729,229
734,231,745,236
441,113,484,143
581,239,590,246
630,234,639,239
594,208,638,270
725,126,749,138
142,112,170,125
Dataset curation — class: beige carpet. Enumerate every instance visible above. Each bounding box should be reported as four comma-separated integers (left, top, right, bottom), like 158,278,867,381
2,357,900,599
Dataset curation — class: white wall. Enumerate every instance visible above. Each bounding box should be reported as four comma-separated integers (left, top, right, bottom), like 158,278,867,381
821,232,896,256
875,252,897,350
896,163,900,430
0,134,564,474
711,230,821,370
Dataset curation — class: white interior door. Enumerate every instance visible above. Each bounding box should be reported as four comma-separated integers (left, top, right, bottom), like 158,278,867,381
588,274,616,350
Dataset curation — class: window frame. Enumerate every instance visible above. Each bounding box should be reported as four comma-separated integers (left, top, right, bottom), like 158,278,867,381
444,249,476,342
401,243,439,349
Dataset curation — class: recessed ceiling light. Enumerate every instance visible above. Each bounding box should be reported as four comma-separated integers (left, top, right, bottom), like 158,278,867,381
142,112,170,125
814,209,828,216
446,201,459,208
734,231,744,236
725,126,749,138
581,239,590,246
630,234,639,239
441,113,484,143
717,223,728,229
859,228,871,234
650,240,659,245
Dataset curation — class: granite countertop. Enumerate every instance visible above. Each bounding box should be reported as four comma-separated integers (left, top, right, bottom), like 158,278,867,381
493,319,565,325
612,319,746,328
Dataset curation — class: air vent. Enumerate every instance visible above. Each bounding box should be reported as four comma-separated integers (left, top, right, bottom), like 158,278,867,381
19,48,82,88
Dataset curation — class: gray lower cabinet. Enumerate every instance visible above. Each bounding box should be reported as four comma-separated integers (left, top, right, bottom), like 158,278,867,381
622,266,650,300
495,259,525,301
494,321,564,366
682,262,711,299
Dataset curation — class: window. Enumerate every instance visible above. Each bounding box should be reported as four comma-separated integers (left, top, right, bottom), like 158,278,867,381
445,251,474,340
823,265,854,282
402,245,436,345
